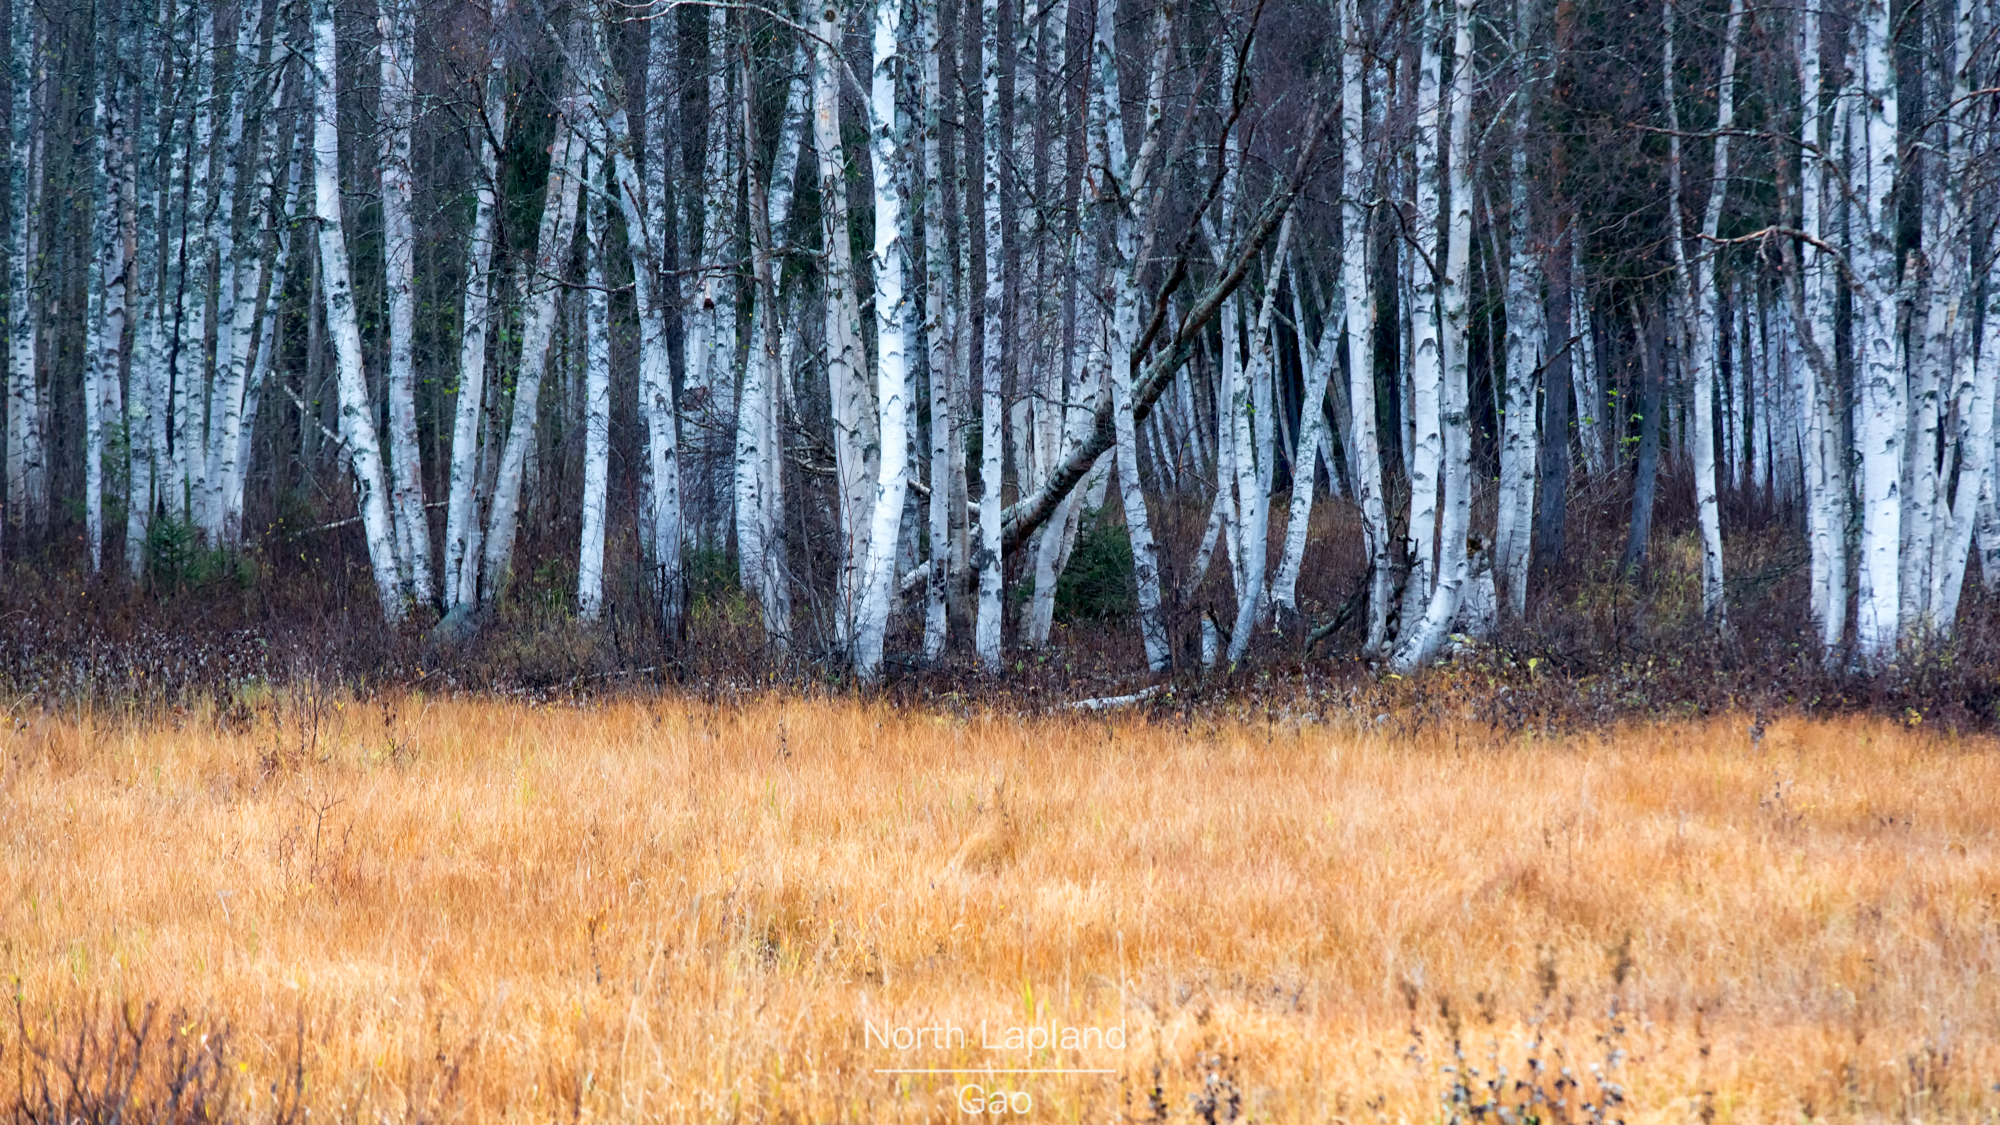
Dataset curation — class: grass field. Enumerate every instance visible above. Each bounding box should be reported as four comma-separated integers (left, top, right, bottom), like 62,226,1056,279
2,691,1996,1123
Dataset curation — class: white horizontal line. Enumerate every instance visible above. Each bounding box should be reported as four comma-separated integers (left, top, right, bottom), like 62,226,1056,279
873,1068,1118,1075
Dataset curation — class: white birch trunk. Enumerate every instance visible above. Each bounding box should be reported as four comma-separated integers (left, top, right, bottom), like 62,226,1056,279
577,137,611,622
6,6,44,534
229,116,307,536
1663,0,1741,631
169,8,214,524
1932,249,1995,629
739,47,805,648
442,0,511,611
1225,216,1297,663
210,42,287,548
380,0,431,604
1790,1,1849,653
198,6,254,540
852,0,915,681
1494,16,1540,617
1341,0,1392,654
1092,0,1175,672
819,1,874,646
922,0,955,661
481,93,586,602
974,0,1007,670
1270,268,1343,619
125,24,168,579
1850,0,1902,663
85,57,129,572
693,5,739,548
1400,0,1446,630
312,0,404,620
1572,243,1605,477
640,11,686,629
1393,0,1476,671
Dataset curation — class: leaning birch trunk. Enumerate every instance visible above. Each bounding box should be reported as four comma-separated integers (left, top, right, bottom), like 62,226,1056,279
231,111,310,534
443,0,511,611
1930,248,1996,630
1393,0,1476,671
1850,0,1902,663
380,0,431,605
1340,0,1392,654
480,99,586,604
1093,0,1176,673
852,0,914,682
1269,269,1343,621
819,0,873,646
1664,0,1743,632
1225,215,1299,665
577,138,611,621
210,48,291,548
311,0,404,621
1493,0,1540,617
921,0,954,662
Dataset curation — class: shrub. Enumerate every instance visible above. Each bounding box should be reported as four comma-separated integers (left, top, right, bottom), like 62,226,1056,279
1056,513,1135,623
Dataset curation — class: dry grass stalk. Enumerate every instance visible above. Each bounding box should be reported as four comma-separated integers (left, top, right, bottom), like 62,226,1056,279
1,694,1995,1122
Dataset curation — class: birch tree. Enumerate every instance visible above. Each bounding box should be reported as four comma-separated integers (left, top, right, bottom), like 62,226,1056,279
311,0,404,619
851,0,915,681
1662,0,1743,631
481,85,586,603
443,0,512,612
1392,0,1476,671
1493,0,1540,617
379,0,432,604
577,129,611,621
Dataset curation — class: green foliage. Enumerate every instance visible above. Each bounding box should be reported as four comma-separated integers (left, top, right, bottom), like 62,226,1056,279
684,546,752,627
1055,514,1135,624
146,516,257,593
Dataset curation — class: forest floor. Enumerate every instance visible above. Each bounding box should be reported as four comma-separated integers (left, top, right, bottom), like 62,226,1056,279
3,693,1996,1122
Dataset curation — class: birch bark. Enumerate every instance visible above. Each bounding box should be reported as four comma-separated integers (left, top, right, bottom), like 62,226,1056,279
1093,0,1175,672
1393,0,1476,670
85,10,129,572
380,0,431,604
1663,0,1742,631
1399,0,1446,632
852,0,915,681
974,0,1007,670
577,136,610,621
922,0,955,661
1494,3,1540,617
312,0,405,620
443,0,511,610
1341,0,1392,653
819,0,874,646
1269,264,1342,620
1850,0,1902,663
481,91,585,602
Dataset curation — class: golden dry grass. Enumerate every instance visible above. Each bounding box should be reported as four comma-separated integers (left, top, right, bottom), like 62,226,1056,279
2,692,1997,1123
